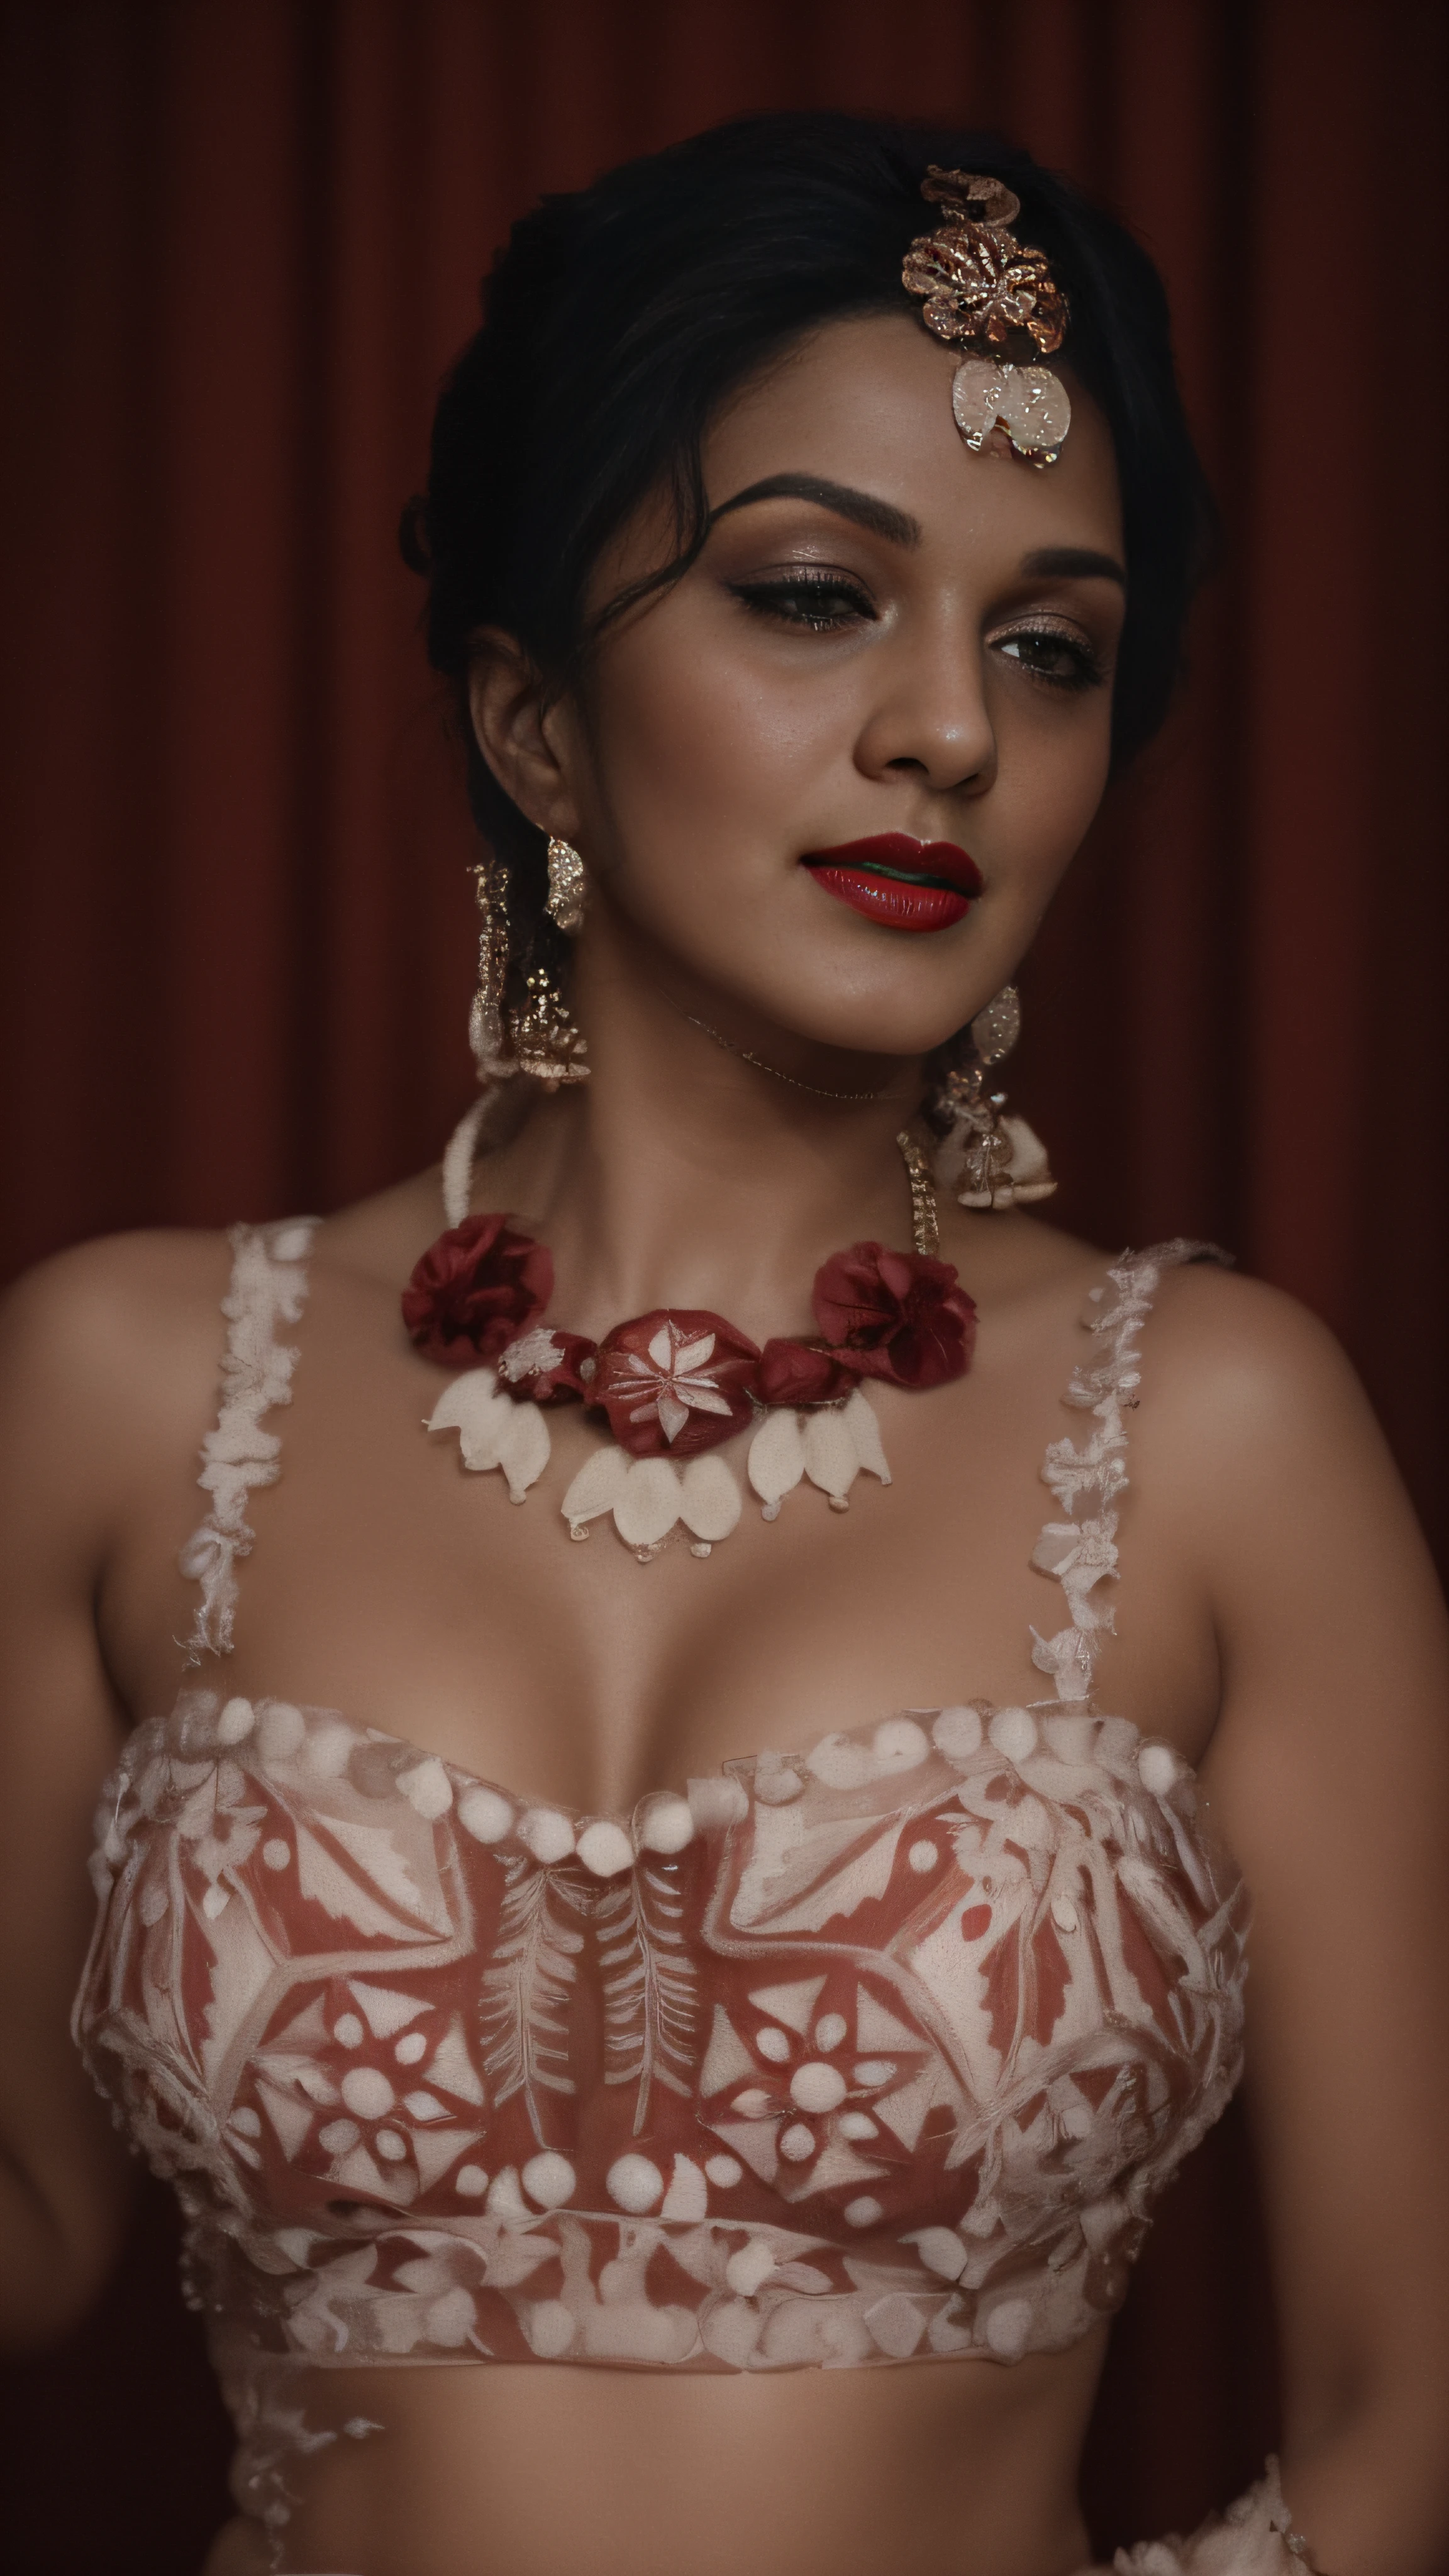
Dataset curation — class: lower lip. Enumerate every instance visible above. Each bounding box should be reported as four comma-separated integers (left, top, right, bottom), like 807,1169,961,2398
806,866,974,933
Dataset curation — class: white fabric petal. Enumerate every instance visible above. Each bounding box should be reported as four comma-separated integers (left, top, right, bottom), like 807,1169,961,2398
1001,1114,1051,1184
803,1408,858,1503
680,1383,733,1416
426,1365,501,1437
560,1444,631,1532
747,1410,806,1509
657,1391,691,1445
428,1368,524,1474
453,1402,519,1475
673,1333,717,1373
496,1401,551,1500
679,1454,743,1543
613,1457,684,1549
843,1387,892,1485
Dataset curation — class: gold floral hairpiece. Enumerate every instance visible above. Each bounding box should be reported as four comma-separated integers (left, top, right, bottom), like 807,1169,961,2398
902,168,1072,468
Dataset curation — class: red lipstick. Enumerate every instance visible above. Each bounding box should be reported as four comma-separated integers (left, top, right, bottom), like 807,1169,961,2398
802,834,983,933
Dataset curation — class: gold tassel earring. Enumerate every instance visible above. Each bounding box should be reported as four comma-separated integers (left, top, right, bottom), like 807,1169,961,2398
509,968,590,1091
934,985,1057,1211
509,835,589,1091
468,858,513,1084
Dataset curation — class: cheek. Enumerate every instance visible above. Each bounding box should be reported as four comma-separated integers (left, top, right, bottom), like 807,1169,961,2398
587,618,843,848
993,692,1113,882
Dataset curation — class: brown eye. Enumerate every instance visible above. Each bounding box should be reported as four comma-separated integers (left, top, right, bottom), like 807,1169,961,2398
995,629,1104,690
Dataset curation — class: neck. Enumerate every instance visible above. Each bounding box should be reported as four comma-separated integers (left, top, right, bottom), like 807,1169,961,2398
470,943,927,1348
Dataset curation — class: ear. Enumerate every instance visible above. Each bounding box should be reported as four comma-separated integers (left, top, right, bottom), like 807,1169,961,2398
467,631,584,840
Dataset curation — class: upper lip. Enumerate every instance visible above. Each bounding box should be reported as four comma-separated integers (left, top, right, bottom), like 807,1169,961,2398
802,834,984,896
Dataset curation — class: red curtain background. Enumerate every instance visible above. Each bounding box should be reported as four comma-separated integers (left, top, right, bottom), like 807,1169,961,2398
1,4,1445,2570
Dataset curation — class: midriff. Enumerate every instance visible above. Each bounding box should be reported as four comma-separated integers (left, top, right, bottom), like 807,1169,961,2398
203,2336,1106,2576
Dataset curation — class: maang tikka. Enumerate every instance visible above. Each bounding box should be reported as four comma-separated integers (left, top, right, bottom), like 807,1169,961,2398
902,169,1072,468
933,985,1058,1213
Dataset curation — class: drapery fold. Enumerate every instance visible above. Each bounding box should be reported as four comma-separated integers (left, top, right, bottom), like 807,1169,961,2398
1,5,1444,2569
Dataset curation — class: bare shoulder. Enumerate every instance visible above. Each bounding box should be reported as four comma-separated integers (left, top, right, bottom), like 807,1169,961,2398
1117,1255,1444,1638
956,1210,1352,1408
0,1226,235,1382
0,1231,237,1538
1135,1255,1382,1470
978,1211,1405,1562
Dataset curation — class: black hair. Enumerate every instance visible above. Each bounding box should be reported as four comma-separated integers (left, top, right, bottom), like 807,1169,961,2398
402,111,1216,1006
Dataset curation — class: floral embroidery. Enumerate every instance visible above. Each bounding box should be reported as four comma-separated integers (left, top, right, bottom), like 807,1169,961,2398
591,1312,761,1457
74,1228,1246,2562
77,1680,1246,2401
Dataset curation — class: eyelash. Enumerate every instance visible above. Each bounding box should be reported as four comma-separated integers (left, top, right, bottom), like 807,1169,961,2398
993,627,1106,692
730,572,875,632
730,574,1107,692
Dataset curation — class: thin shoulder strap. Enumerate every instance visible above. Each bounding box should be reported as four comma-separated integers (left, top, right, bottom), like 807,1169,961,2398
1028,1240,1226,1706
177,1217,318,1667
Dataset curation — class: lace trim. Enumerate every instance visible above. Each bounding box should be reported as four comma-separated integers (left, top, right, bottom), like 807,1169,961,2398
216,2345,379,2572
177,1218,318,1667
1106,2455,1314,2572
1030,1242,1219,1707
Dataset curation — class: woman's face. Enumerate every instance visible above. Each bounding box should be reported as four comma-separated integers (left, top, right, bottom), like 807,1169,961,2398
486,309,1126,1063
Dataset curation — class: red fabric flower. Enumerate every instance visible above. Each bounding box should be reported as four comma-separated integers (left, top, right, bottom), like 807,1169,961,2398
494,1325,598,1405
402,1213,553,1368
755,1338,862,1408
591,1310,761,1458
812,1241,976,1388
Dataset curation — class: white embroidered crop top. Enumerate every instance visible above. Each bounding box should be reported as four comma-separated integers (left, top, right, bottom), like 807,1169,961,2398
75,1227,1248,2407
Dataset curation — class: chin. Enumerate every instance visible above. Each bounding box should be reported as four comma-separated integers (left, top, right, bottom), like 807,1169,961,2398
763,963,980,1055
750,999,965,1063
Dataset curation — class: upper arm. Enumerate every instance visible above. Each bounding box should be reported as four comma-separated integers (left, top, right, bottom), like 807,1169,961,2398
1162,1274,1449,2445
0,1233,225,2343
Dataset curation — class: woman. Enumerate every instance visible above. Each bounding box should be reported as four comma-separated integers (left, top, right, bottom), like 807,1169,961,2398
1,114,1445,2576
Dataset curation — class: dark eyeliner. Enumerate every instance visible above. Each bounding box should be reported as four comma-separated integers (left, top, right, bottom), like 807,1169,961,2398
728,569,876,632
994,626,1107,691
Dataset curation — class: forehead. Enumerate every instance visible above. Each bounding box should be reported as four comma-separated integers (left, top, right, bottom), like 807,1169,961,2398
702,309,1123,558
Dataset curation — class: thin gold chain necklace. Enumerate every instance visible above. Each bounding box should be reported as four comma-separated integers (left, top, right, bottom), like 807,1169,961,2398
682,1011,894,1104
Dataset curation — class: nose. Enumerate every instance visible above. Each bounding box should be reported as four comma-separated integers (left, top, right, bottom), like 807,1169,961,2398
853,613,996,797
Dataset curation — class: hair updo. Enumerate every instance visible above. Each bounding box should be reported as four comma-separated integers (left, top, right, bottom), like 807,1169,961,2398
401,111,1216,1003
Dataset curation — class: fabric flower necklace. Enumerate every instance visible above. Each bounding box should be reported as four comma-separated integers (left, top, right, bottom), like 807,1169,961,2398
404,1131,975,1561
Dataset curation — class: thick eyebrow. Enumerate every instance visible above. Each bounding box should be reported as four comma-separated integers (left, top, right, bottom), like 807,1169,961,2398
1019,545,1126,588
708,473,922,550
702,484,1124,586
